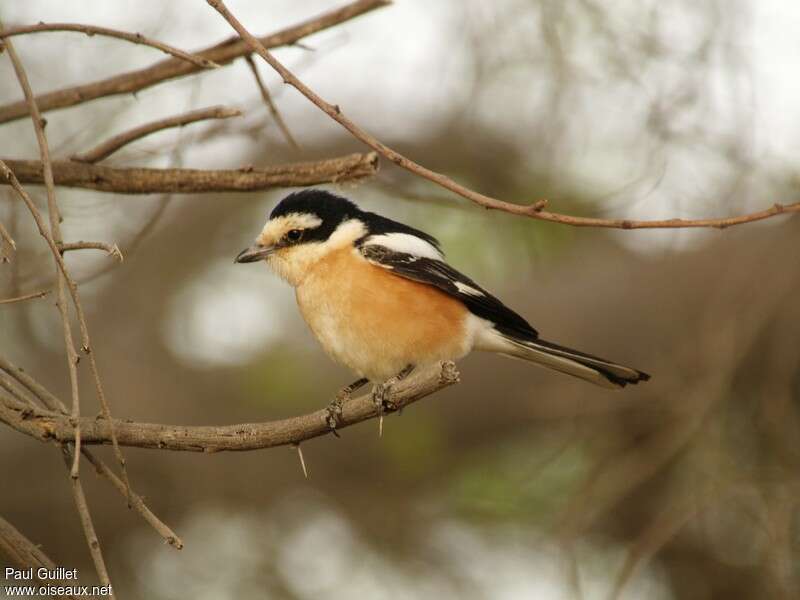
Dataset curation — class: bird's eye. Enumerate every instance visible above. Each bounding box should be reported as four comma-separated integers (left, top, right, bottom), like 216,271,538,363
285,229,303,243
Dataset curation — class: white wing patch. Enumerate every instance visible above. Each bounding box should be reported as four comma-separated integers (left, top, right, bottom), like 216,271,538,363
361,233,443,260
454,281,485,297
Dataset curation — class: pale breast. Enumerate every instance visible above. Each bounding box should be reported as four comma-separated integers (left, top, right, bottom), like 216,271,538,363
295,247,474,381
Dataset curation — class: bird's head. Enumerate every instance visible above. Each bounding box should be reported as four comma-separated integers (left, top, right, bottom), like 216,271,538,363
235,189,365,286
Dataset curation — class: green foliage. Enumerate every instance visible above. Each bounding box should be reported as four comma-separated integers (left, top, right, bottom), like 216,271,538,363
448,433,591,523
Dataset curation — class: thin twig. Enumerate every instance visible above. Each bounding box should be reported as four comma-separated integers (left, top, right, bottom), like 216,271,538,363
76,139,184,286
60,447,114,597
59,241,124,261
70,105,242,163
1,152,379,193
0,0,390,124
3,34,86,480
81,450,184,549
244,55,299,148
0,22,220,69
5,42,133,554
1,361,461,452
0,289,49,304
0,221,15,249
0,356,62,409
0,373,39,410
208,0,800,231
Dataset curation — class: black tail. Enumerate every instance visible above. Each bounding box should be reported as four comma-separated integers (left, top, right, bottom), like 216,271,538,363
500,336,651,389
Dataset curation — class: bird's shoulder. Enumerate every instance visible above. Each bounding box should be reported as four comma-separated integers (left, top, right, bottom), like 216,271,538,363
356,233,538,341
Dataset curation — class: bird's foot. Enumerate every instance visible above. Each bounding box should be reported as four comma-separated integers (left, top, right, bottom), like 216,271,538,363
326,377,369,435
373,365,415,437
325,397,344,437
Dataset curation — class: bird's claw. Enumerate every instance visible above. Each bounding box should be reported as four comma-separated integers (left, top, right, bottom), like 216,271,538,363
325,387,356,436
372,382,397,412
325,397,344,436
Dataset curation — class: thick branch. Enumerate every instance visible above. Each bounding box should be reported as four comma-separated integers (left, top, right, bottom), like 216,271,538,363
0,23,220,69
2,362,460,452
208,0,800,231
0,0,390,124
1,153,378,193
71,105,241,163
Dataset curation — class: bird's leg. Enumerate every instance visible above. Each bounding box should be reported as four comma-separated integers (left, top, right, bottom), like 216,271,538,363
325,377,369,433
373,364,415,436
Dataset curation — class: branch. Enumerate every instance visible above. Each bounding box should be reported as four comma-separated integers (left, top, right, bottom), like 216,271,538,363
59,241,123,261
80,449,184,549
0,289,50,304
4,39,127,585
60,447,114,596
71,105,242,164
1,153,379,193
3,33,88,481
0,219,15,254
244,54,299,148
208,0,800,231
0,0,390,124
2,362,460,452
0,22,220,69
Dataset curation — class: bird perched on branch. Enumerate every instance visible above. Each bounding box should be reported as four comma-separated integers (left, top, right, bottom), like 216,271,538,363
236,189,649,430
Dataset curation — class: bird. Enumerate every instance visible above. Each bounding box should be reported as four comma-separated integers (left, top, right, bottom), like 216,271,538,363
235,189,650,430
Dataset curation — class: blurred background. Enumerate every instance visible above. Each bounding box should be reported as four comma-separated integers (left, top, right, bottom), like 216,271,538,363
2,1,799,598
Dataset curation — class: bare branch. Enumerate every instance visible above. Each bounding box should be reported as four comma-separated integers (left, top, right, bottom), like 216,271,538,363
60,447,114,596
0,0,391,124
71,105,242,164
244,54,299,148
0,373,40,411
2,362,460,452
2,153,379,193
208,0,800,231
0,289,50,304
3,34,87,480
0,219,15,252
81,450,184,550
0,22,220,69
59,241,124,261
5,47,134,576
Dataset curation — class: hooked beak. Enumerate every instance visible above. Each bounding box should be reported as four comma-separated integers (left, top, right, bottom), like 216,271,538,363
234,244,275,264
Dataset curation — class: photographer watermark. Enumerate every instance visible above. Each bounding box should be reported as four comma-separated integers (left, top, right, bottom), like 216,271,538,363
3,567,112,597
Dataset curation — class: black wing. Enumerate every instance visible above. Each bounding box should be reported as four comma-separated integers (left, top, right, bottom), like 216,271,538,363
359,244,538,341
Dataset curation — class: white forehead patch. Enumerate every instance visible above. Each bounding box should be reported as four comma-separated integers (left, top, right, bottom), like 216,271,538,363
361,233,443,260
260,212,322,241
